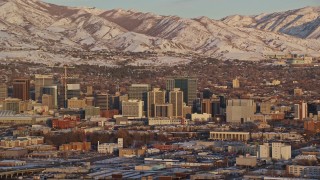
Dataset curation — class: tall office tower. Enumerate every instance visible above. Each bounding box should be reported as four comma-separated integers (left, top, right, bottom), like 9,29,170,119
13,79,30,101
169,88,184,118
86,86,93,96
226,99,256,123
232,77,240,88
154,104,173,118
59,75,80,108
166,77,197,107
41,86,58,108
34,74,54,102
211,98,222,116
128,84,151,111
218,95,227,116
147,88,166,117
0,84,8,101
67,84,81,99
95,93,109,110
193,98,202,113
42,94,54,110
294,101,308,120
109,95,120,110
202,99,213,115
202,88,213,99
122,100,144,118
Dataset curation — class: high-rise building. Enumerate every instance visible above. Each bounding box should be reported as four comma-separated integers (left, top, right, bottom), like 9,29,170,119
202,99,213,115
128,84,151,100
169,88,184,118
34,74,54,102
212,98,222,116
154,104,173,118
128,84,150,112
0,84,8,101
232,77,240,88
226,99,256,123
67,84,81,99
122,100,144,118
95,94,109,110
272,142,291,160
147,88,166,117
294,101,308,120
109,95,120,110
13,79,30,101
166,77,197,106
41,86,58,108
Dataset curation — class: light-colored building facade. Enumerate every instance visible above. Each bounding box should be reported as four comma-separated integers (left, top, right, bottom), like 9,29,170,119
154,104,173,118
232,78,240,88
169,88,184,118
257,143,271,159
148,117,182,126
0,84,7,101
191,113,212,121
122,100,144,118
67,97,87,109
226,99,256,123
209,132,250,141
272,142,291,160
236,155,257,167
147,88,166,117
287,165,320,178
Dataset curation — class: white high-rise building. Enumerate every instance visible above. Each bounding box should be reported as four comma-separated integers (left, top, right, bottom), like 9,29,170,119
272,142,291,160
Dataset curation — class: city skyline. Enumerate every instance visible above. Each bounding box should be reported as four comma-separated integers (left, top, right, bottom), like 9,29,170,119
44,0,320,19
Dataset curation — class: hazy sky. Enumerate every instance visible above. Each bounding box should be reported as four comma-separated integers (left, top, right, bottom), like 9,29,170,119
44,0,320,19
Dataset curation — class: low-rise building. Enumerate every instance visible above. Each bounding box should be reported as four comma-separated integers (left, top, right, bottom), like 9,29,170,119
191,113,212,121
97,138,123,154
0,148,28,159
209,131,250,141
59,142,91,152
236,155,257,167
287,165,320,178
148,117,182,126
0,160,26,167
119,147,146,157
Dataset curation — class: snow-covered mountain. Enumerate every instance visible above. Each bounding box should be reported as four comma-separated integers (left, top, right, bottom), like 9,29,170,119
222,6,320,39
0,0,319,62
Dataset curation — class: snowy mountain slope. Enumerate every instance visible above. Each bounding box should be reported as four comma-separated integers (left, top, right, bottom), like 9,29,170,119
0,0,319,62
222,6,320,39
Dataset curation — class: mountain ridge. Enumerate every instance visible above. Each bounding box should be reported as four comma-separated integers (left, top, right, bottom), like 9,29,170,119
0,0,319,63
